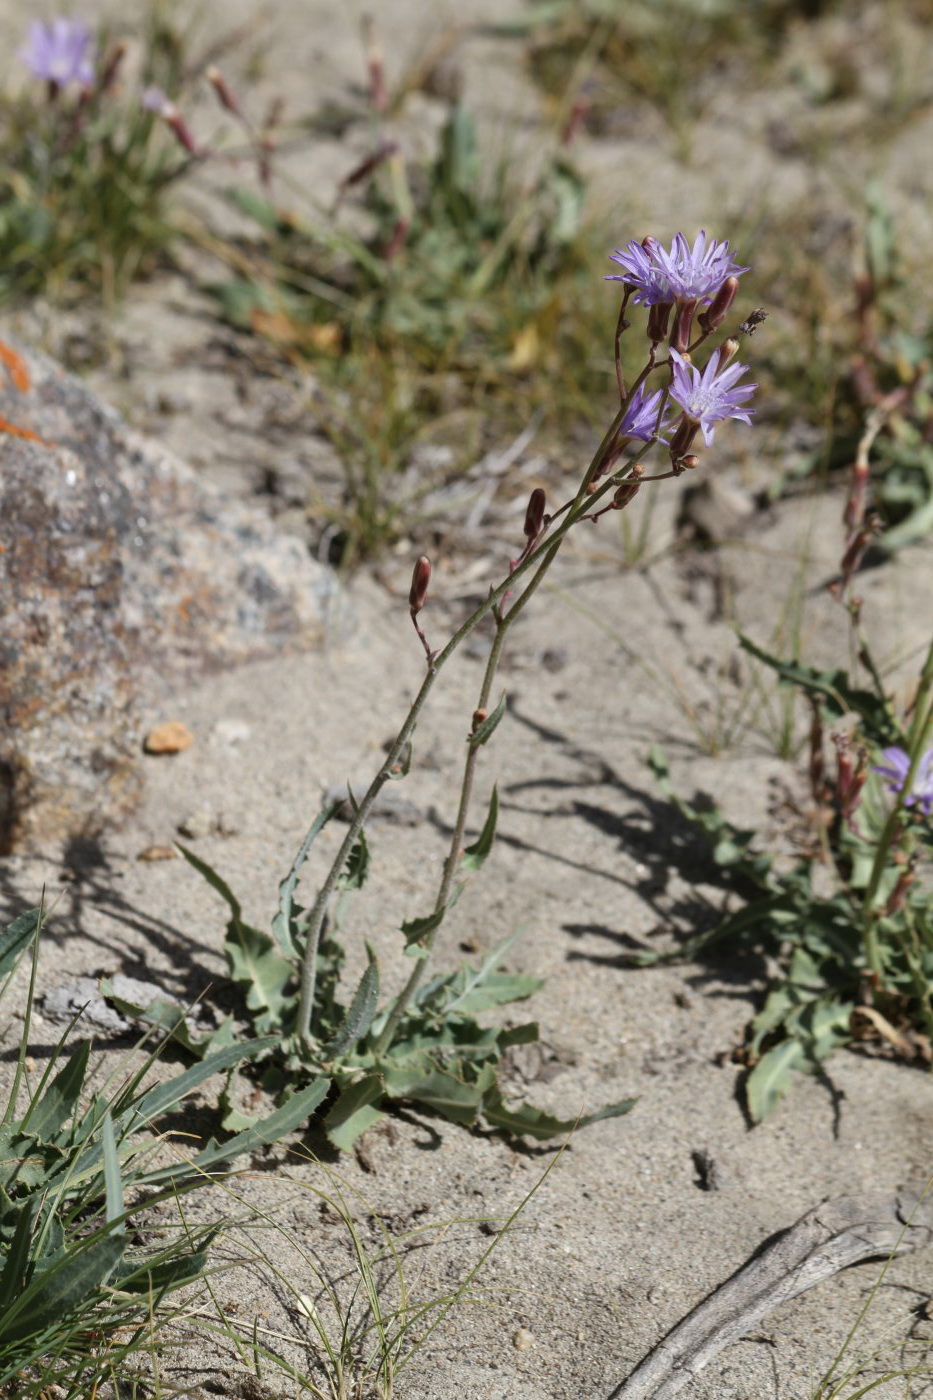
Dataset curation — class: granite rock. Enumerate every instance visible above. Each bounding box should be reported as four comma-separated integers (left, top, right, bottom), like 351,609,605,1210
0,333,340,851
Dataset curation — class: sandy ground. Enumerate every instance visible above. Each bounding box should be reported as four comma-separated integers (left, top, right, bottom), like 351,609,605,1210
2,1,933,1396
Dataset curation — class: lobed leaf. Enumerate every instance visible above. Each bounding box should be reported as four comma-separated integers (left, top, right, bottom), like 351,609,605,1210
325,1074,386,1151
481,1087,637,1140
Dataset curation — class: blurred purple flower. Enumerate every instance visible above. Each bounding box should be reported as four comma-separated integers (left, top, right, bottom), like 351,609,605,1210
669,348,756,446
21,18,95,89
607,231,748,306
874,746,933,816
141,85,171,115
618,384,671,443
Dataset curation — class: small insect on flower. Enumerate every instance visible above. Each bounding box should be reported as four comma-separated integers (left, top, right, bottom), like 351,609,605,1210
21,17,95,90
873,746,933,817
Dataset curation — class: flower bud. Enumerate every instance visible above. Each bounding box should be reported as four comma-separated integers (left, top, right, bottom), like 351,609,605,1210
698,276,739,334
523,487,547,539
647,301,672,344
612,462,645,510
472,708,487,731
670,298,699,353
409,555,431,614
99,40,127,95
715,338,740,372
207,65,242,117
669,415,699,458
680,454,699,470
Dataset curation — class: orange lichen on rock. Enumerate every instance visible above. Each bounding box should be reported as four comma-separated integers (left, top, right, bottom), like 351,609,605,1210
0,415,47,446
0,341,31,393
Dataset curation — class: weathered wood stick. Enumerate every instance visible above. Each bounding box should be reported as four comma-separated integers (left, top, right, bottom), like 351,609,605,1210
606,1190,933,1400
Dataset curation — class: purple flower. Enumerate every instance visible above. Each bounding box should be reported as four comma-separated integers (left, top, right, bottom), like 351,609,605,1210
618,384,671,443
141,85,171,116
607,231,748,306
21,18,95,89
669,348,756,446
873,746,933,816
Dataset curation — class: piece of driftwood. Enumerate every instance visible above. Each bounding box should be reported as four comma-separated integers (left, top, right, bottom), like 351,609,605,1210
606,1190,933,1400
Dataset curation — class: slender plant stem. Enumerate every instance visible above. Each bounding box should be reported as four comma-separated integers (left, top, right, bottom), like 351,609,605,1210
372,455,642,1053
860,632,933,974
295,404,638,1044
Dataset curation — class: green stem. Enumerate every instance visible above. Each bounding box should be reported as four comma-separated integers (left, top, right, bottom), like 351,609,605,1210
860,632,933,975
295,404,637,1045
372,462,631,1054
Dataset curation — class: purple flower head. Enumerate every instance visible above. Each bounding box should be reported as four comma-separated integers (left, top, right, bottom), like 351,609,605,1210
21,18,95,89
669,347,756,446
873,746,933,817
618,383,671,444
607,231,748,306
141,85,172,116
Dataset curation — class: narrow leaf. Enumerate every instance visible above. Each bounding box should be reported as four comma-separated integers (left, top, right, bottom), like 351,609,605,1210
0,1233,125,1342
461,786,498,873
0,908,42,978
0,1198,38,1308
482,1087,637,1140
272,801,339,956
321,955,380,1058
101,1112,124,1232
21,1041,90,1140
177,844,242,921
468,693,507,748
151,1078,331,1185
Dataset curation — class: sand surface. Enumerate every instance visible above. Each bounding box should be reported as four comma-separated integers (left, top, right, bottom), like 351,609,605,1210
2,0,932,1396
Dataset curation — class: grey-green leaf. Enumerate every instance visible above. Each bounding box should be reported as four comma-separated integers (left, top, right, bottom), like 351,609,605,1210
461,785,498,873
321,956,380,1058
325,1075,386,1151
21,1040,90,1141
468,693,507,748
0,907,42,978
272,801,339,956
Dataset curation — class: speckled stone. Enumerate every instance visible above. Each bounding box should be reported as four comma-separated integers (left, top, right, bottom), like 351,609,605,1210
0,333,341,852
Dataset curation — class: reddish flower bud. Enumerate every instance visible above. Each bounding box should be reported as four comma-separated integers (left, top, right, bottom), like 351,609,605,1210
99,40,127,95
409,555,431,614
833,732,868,827
843,457,870,534
698,276,739,334
207,65,242,117
669,415,699,458
647,301,672,344
612,462,645,510
472,708,488,731
524,487,547,539
680,454,699,470
670,298,699,353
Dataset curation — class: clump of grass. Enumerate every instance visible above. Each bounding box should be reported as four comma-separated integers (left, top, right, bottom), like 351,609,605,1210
207,83,606,562
0,902,330,1397
0,9,194,305
188,1151,560,1400
499,0,845,144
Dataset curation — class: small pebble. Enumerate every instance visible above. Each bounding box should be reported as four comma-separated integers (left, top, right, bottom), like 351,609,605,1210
211,717,252,747
177,809,214,840
512,1327,535,1351
137,844,178,862
143,720,193,754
